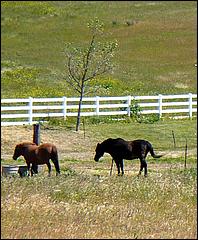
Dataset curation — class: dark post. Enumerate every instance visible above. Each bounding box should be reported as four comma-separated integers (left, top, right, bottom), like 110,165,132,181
184,138,187,169
33,123,40,145
172,130,176,148
32,123,40,174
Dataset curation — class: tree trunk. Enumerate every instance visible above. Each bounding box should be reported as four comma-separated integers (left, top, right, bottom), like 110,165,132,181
76,87,84,131
76,98,82,131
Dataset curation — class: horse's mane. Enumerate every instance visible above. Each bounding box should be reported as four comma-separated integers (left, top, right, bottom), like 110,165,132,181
20,142,37,147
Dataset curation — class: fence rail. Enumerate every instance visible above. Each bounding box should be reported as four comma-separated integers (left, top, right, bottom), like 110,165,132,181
1,93,197,126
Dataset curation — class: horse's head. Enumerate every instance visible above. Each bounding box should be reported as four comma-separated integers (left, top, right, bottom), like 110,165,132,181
94,143,104,162
13,144,24,160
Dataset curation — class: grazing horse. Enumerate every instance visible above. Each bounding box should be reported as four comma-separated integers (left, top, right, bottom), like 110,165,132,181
94,138,162,176
13,142,60,176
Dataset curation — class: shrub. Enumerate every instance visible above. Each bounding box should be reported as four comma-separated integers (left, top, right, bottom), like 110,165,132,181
130,100,160,124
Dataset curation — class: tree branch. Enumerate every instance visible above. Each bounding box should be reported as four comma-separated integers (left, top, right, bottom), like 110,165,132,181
65,77,81,94
67,56,81,86
82,34,96,81
84,57,112,82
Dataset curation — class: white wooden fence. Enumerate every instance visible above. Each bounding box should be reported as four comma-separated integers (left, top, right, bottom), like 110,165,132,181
1,93,197,126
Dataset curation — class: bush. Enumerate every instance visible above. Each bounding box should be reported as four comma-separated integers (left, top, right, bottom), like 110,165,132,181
130,100,160,124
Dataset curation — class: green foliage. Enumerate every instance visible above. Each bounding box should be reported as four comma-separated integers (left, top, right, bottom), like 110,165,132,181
85,115,130,125
43,118,67,127
92,77,123,95
1,1,58,17
137,114,160,124
1,60,18,68
87,17,104,35
2,65,39,97
2,66,38,82
130,99,142,120
130,100,160,124
60,166,77,177
1,61,67,98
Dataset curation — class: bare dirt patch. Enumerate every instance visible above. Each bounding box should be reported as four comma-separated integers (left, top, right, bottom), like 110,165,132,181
1,125,96,161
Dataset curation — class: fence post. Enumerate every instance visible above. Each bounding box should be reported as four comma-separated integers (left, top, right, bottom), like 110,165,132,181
171,130,176,148
33,123,41,173
95,96,100,116
188,93,192,119
184,138,187,169
127,96,132,117
158,94,162,118
29,97,33,125
63,96,67,120
33,123,40,145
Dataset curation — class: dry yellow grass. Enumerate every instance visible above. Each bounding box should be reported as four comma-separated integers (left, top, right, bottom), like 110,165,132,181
1,171,197,239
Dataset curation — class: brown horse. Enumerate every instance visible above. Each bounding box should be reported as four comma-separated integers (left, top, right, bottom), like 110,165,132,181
94,138,162,176
13,142,60,176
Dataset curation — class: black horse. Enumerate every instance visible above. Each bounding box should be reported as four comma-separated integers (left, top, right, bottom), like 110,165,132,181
94,138,162,176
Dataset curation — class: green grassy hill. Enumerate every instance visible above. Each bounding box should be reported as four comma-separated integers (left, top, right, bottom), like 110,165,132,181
1,1,197,98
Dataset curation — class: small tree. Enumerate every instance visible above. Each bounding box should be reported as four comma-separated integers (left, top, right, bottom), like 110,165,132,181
64,18,118,131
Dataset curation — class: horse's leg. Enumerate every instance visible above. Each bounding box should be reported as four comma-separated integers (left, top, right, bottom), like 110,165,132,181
114,159,121,175
30,165,34,176
51,159,60,176
138,158,147,177
143,159,148,177
32,163,38,175
27,162,31,177
110,158,114,176
50,149,60,176
138,160,143,176
46,162,51,177
120,159,124,175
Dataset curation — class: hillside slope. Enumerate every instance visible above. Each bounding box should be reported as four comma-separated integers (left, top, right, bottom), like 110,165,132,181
1,1,197,98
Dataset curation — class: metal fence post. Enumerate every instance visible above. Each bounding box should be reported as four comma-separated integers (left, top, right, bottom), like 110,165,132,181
29,97,33,125
158,94,162,118
188,93,192,119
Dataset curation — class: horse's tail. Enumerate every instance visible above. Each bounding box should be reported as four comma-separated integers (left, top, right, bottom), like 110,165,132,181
51,146,60,174
149,143,163,159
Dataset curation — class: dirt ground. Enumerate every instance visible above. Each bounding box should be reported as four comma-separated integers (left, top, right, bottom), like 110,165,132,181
1,125,96,161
